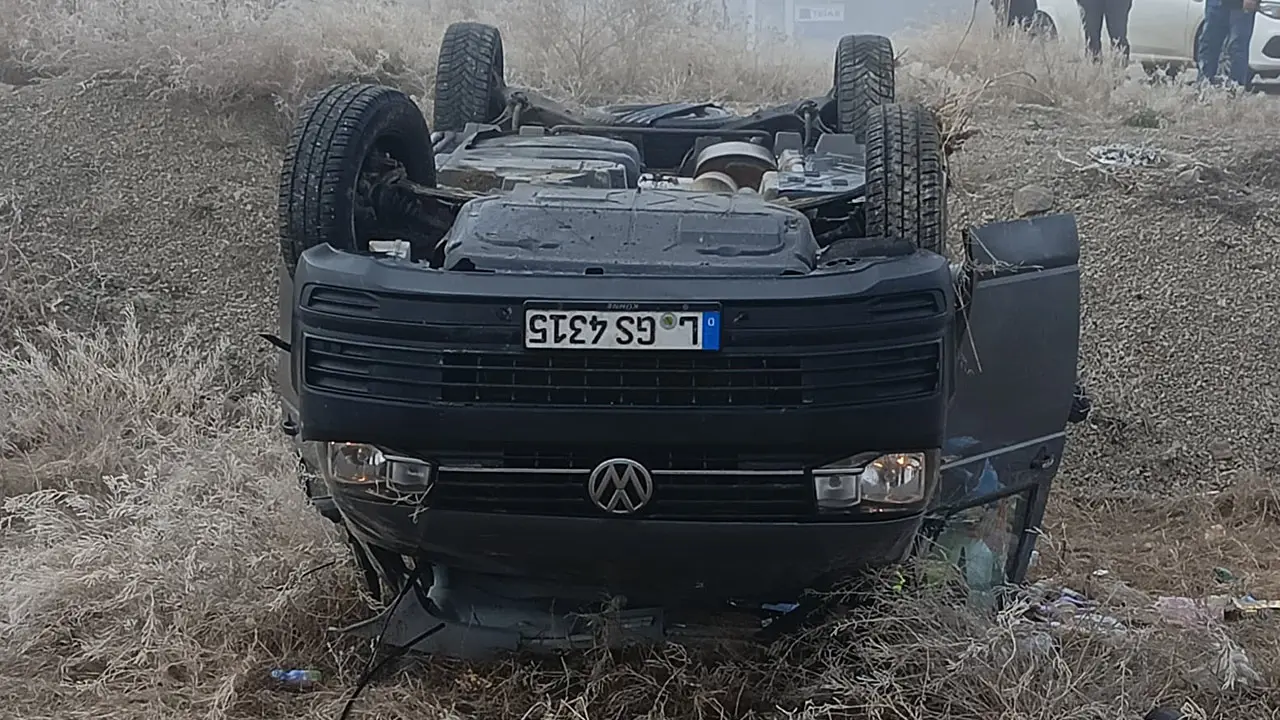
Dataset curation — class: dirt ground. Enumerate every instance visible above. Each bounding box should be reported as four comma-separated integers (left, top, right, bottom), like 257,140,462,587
2,4,1280,718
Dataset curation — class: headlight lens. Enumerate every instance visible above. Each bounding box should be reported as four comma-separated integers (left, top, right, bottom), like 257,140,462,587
324,442,434,491
813,451,931,510
327,442,385,483
1260,2,1280,19
860,452,927,504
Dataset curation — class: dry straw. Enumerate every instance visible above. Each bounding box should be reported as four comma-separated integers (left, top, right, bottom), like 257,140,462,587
2,1,1279,717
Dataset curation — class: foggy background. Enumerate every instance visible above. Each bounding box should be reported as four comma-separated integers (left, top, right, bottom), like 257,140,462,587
740,0,995,44
854,0,987,35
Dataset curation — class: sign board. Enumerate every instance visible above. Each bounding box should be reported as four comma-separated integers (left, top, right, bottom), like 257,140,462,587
795,4,845,22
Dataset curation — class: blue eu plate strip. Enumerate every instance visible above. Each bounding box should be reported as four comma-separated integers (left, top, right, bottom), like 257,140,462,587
702,311,721,351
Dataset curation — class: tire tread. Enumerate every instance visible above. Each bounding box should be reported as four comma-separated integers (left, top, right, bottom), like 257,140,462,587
433,22,505,132
834,34,896,141
864,102,947,256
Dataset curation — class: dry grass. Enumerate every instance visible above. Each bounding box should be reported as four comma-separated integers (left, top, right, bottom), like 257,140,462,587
0,191,47,335
893,17,1278,151
0,0,829,108
0,317,363,719
3,0,1280,718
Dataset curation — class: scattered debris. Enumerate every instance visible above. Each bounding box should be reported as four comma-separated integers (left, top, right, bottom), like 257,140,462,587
1031,579,1275,631
1013,183,1054,217
270,668,322,690
1152,596,1229,627
1088,143,1164,168
1224,597,1280,621
1008,577,1271,694
1021,583,1129,641
1028,585,1094,621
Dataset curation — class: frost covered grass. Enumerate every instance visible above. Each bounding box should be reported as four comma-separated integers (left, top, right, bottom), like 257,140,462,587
2,0,1278,716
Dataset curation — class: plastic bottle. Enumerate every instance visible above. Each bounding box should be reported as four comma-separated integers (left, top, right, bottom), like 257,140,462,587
270,668,322,688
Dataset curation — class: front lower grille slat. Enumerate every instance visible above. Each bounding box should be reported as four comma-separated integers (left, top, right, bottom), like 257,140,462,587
432,469,814,520
440,449,782,471
302,336,941,409
426,447,818,520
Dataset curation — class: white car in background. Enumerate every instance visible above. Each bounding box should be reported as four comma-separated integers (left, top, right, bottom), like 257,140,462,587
1030,0,1280,79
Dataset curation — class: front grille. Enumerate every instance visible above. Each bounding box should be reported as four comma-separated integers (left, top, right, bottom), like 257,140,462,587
303,337,941,409
440,352,803,407
431,468,813,520
427,447,817,520
432,447,810,471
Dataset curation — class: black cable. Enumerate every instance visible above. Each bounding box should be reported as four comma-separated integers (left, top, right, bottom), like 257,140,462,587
336,620,446,720
335,560,437,720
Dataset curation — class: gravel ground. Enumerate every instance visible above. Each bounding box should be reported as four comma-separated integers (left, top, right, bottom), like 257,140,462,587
949,103,1280,498
3,73,1280,720
2,78,1279,500
0,79,282,375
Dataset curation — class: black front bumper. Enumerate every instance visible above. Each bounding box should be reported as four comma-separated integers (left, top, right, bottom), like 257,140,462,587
286,247,956,599
333,480,923,604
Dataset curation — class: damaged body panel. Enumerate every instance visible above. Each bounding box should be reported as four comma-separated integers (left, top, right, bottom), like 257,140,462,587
927,214,1082,600
271,23,1086,659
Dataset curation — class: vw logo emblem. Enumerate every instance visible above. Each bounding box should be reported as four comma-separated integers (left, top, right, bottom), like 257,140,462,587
587,458,654,514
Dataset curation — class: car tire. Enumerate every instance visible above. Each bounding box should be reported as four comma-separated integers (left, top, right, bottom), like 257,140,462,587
863,103,947,256
833,33,895,142
277,82,436,277
433,21,507,132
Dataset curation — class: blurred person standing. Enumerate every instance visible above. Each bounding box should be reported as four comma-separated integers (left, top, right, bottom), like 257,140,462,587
1077,0,1133,62
1197,0,1259,89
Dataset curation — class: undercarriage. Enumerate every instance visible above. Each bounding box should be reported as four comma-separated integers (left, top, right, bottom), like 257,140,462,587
271,22,1087,661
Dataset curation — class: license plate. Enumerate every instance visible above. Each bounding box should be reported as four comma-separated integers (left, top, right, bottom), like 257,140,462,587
523,305,721,351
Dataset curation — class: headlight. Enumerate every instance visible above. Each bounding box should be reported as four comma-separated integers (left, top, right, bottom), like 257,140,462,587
813,451,933,510
325,442,434,492
1261,2,1280,19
